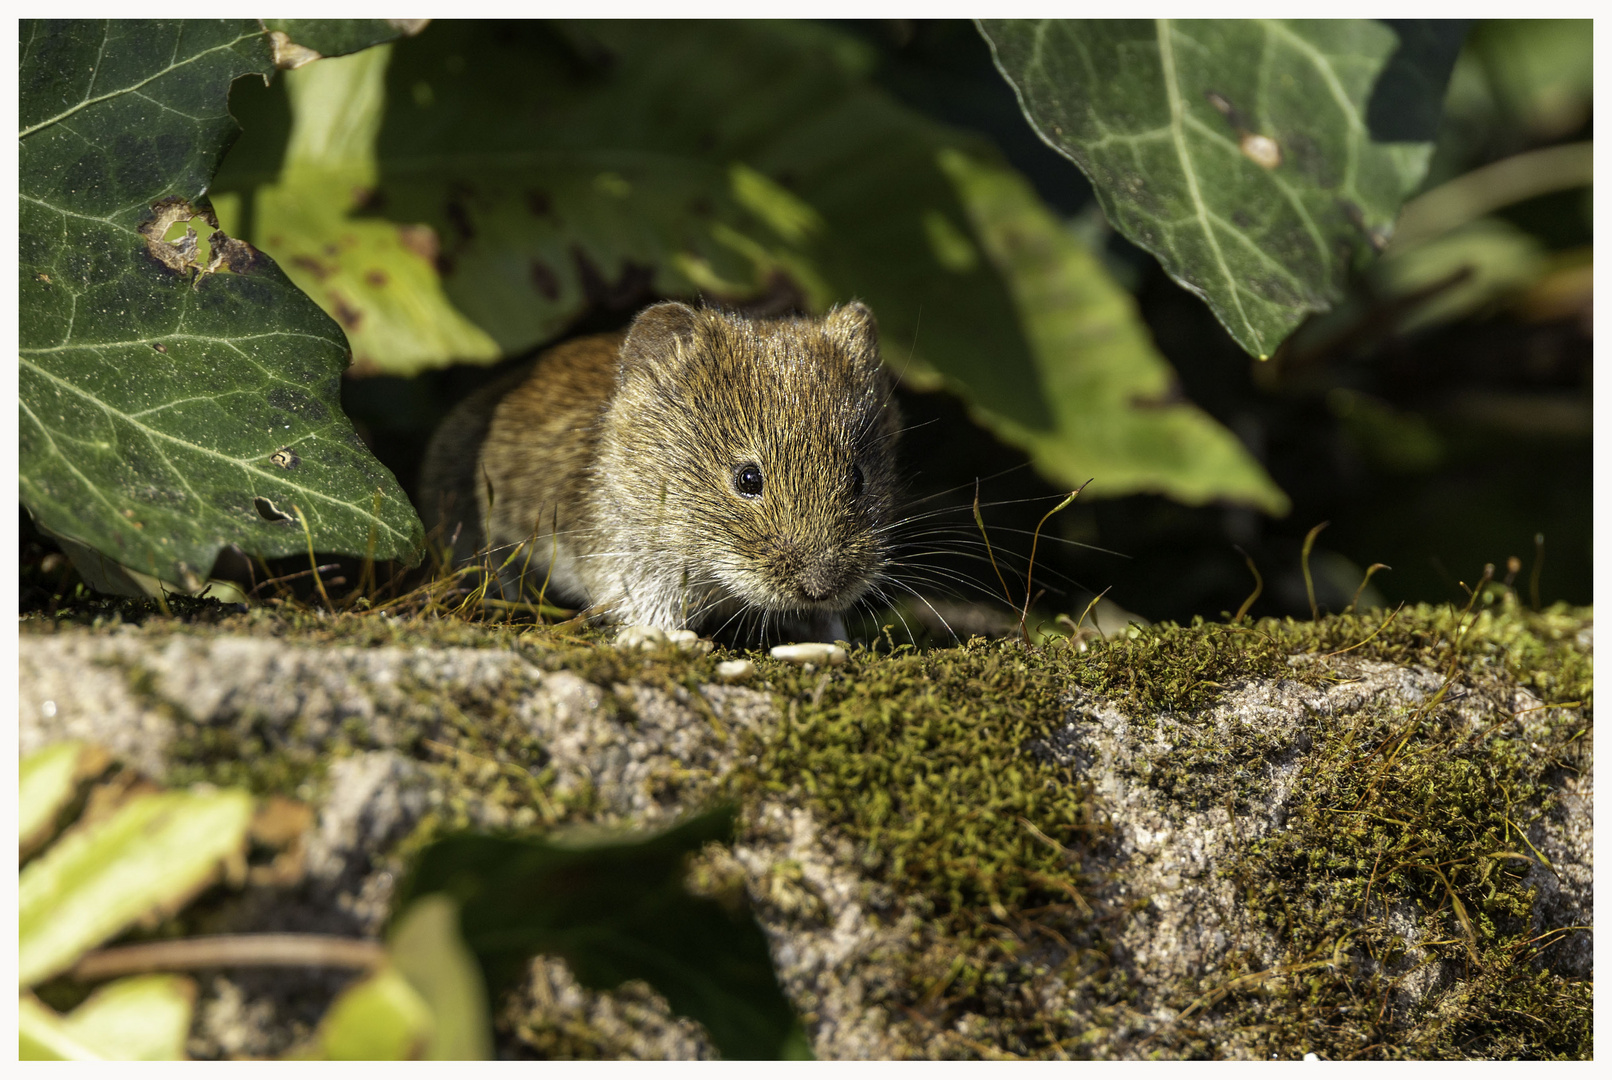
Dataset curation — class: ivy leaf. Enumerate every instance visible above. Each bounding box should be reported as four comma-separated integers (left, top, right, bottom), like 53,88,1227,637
18,19,423,591
979,19,1467,358
260,18,427,63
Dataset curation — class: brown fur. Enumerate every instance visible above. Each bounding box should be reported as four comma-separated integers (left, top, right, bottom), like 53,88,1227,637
417,302,901,637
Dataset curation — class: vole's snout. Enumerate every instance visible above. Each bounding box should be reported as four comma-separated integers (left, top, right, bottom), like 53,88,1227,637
797,557,844,602
768,538,860,605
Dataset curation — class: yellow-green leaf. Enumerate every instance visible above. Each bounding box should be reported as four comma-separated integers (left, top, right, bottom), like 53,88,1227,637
938,149,1290,514
21,993,102,1061
234,46,500,377
388,894,492,1060
59,974,196,1060
316,967,434,1060
19,789,253,987
20,741,108,857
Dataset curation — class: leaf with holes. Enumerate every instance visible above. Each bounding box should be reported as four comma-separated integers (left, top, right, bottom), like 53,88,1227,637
979,19,1467,358
262,17,428,63
18,19,423,591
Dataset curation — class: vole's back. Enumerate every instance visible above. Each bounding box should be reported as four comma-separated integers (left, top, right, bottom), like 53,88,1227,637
418,334,620,594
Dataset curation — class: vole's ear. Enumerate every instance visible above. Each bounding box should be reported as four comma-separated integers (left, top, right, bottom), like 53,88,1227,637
823,301,879,364
619,301,700,380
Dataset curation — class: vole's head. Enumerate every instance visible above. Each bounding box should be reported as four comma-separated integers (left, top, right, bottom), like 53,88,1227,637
600,301,901,626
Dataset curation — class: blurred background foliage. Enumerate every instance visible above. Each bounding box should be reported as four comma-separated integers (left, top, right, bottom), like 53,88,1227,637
840,18,1592,622
27,19,1587,626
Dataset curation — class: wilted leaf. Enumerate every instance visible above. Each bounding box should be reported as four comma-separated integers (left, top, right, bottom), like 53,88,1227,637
225,47,501,376
20,741,109,858
979,19,1467,357
18,19,423,590
18,787,253,987
395,807,806,1060
56,974,196,1060
938,150,1288,513
388,893,492,1060
315,967,434,1060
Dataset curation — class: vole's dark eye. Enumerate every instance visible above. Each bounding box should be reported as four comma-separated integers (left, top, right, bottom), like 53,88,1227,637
734,463,764,498
850,463,865,498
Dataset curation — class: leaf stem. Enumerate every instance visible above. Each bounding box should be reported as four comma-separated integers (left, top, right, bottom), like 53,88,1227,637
72,934,386,981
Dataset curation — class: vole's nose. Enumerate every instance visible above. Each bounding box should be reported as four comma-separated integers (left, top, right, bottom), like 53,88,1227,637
797,557,844,602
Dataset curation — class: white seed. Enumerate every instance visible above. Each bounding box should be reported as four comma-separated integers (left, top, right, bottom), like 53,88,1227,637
665,629,712,654
770,642,847,667
616,625,711,654
615,624,667,650
1240,132,1282,169
715,659,755,681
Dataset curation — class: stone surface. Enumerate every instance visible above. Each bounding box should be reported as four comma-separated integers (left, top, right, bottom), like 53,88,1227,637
19,618,1592,1059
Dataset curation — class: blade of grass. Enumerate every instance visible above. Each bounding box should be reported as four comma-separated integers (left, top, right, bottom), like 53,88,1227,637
972,478,1013,610
1347,562,1390,614
1019,481,1091,642
1232,546,1263,622
1301,521,1329,620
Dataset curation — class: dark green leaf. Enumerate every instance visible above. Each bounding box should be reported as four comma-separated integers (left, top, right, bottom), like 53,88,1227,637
261,18,425,60
367,20,1054,421
18,19,424,589
978,19,1467,357
394,807,805,1060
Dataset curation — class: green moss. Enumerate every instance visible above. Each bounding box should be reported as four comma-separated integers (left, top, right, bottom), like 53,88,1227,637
721,601,1591,1059
737,640,1093,919
26,594,1589,1059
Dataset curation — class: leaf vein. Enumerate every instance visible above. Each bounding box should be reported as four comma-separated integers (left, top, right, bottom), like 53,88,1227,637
19,357,411,542
19,30,262,139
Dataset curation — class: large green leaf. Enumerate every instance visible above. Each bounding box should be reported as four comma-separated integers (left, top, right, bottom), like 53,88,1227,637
19,787,253,987
368,20,1052,430
394,807,808,1060
18,19,423,591
229,47,501,377
978,19,1467,358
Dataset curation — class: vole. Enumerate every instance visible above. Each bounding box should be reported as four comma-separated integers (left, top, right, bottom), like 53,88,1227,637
417,301,901,641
